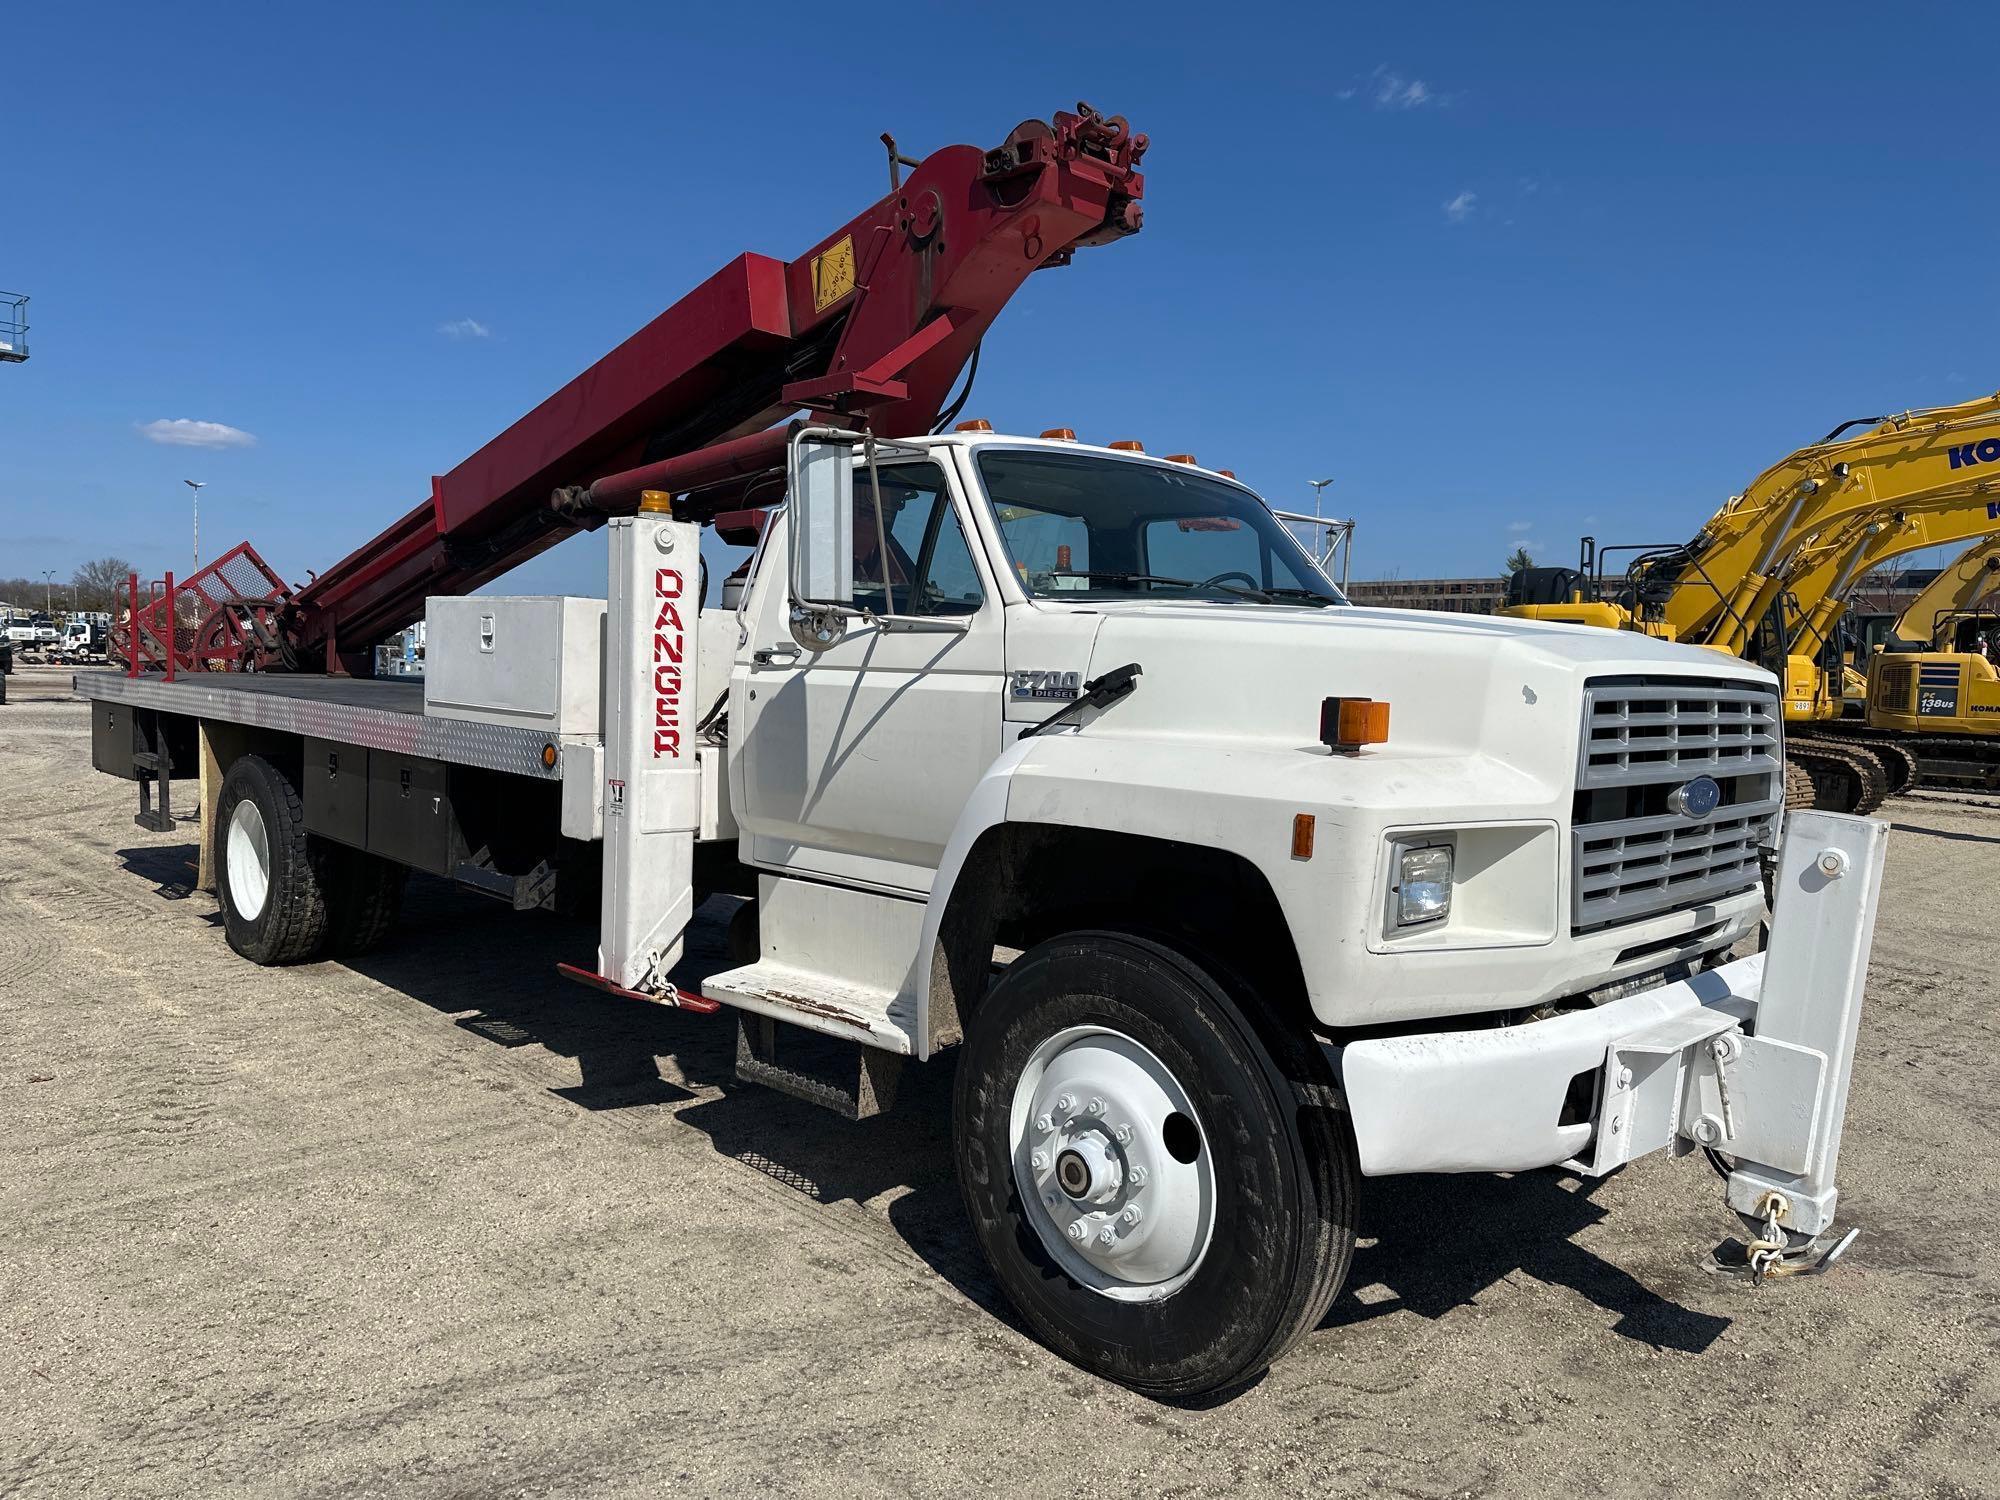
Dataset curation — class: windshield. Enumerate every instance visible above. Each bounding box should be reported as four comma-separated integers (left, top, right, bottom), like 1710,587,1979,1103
975,449,1346,605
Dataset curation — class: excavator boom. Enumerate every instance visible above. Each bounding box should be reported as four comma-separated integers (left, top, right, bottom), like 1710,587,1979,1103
1886,534,2000,646
1645,393,2000,651
272,106,1149,671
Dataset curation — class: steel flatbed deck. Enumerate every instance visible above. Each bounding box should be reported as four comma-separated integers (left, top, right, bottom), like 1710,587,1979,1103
72,670,561,780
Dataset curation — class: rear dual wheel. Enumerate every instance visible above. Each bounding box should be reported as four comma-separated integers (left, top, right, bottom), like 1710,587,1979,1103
953,932,1356,1398
214,754,404,965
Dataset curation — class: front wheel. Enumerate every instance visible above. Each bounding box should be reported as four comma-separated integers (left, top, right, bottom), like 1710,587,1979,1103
953,932,1356,1397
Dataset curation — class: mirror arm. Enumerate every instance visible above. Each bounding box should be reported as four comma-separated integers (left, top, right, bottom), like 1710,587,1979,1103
863,430,896,617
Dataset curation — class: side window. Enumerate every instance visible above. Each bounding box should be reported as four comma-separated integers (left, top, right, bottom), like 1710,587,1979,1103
852,464,985,617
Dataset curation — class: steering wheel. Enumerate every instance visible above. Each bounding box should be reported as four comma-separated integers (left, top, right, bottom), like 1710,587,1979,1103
1194,570,1260,592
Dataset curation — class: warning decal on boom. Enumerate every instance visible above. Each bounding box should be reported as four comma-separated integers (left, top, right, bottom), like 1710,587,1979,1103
811,235,857,312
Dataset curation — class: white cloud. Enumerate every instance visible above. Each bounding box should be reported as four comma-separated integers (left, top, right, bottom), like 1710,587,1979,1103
1443,190,1478,223
438,318,491,340
137,418,256,449
1369,64,1444,110
1507,520,1533,533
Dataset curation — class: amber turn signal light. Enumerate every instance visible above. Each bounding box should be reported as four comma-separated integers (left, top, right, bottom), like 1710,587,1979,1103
1291,813,1316,860
1320,697,1389,753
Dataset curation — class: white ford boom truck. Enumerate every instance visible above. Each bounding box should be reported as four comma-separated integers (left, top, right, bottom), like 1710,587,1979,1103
78,427,1886,1396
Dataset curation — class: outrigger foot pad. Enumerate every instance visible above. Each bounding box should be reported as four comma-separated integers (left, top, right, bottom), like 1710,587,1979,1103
1705,1224,1860,1283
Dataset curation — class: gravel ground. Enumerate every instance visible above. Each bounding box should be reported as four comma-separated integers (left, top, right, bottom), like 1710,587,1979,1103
1,662,1994,1498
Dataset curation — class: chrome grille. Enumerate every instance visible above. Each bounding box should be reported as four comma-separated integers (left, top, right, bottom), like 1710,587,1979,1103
1572,676,1783,932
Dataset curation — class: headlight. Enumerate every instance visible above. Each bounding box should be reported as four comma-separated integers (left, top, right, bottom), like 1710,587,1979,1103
1396,844,1453,926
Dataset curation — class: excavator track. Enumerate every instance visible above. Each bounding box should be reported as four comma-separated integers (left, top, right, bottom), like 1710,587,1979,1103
1787,736,1890,815
1782,757,1817,810
1891,735,2000,792
1807,726,2000,795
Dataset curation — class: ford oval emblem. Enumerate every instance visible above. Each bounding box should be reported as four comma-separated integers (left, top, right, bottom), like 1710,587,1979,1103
1667,775,1722,819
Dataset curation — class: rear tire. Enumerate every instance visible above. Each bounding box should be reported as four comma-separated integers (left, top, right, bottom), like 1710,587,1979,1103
953,931,1356,1397
214,754,329,965
322,847,407,956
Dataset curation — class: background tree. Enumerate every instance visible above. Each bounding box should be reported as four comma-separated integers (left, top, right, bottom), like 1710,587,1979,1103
1505,545,1535,574
72,557,136,613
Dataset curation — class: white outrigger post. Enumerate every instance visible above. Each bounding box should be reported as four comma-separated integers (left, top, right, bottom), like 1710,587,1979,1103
596,503,705,998
1722,809,1886,1263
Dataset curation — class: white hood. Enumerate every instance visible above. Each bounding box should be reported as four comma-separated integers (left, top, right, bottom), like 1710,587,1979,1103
1075,602,1773,756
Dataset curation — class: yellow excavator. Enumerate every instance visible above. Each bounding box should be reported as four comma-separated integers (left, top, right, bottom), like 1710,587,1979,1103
1860,536,2000,788
1503,392,2000,810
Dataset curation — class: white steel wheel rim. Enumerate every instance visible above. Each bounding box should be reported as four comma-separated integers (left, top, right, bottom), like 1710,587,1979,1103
1009,1024,1216,1302
225,799,272,922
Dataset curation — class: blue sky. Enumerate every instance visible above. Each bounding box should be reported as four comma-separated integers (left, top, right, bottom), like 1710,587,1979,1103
4,1,1995,609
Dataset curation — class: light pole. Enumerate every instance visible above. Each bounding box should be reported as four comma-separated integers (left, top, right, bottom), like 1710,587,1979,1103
184,479,205,573
40,570,56,616
1308,478,1334,524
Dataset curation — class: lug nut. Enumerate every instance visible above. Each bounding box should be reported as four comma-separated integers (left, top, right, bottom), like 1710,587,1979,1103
1128,1165,1148,1187
1055,1094,1076,1114
1114,1123,1134,1144
1096,1226,1117,1247
1066,1220,1089,1243
1086,1097,1105,1117
1034,1113,1053,1132
1030,1150,1049,1172
1120,1205,1142,1226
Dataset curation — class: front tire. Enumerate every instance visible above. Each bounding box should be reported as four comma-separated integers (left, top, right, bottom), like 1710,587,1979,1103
953,931,1356,1397
214,754,330,965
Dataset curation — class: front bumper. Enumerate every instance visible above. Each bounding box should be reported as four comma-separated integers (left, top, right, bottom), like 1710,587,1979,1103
1337,809,1887,1239
1342,955,1759,1175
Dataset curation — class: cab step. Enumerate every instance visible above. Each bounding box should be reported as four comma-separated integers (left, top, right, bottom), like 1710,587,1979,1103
734,1012,903,1120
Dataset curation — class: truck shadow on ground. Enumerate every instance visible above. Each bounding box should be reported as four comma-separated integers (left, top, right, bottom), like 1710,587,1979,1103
116,850,1732,1369
1889,820,2000,847
1327,1171,1731,1354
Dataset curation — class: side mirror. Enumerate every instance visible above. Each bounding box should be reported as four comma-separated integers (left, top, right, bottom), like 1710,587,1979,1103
787,428,858,649
789,430,856,606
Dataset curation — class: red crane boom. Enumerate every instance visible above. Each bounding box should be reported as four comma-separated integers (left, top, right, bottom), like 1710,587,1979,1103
271,105,1147,672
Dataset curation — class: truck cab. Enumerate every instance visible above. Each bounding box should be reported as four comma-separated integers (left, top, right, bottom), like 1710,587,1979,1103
708,430,1778,1042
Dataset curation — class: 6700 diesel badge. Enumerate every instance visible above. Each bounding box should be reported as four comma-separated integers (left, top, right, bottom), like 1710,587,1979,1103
1011,669,1081,701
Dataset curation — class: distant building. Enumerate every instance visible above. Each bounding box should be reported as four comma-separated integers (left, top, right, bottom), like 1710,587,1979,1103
1347,564,1944,623
1347,577,1508,614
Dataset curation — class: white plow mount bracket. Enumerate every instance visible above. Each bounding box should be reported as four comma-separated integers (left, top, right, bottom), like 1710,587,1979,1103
599,514,703,994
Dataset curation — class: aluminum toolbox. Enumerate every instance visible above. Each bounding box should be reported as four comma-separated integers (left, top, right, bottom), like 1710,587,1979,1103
424,596,605,736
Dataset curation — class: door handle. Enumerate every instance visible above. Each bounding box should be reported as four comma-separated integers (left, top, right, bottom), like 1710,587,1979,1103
752,644,801,666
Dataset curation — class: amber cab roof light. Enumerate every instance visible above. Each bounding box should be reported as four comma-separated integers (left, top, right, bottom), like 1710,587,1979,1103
1040,427,1078,441
1165,453,1197,465
1108,439,1145,452
1320,697,1390,753
954,418,993,433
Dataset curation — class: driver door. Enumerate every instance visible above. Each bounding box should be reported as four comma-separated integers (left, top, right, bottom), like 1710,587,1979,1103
731,459,1005,894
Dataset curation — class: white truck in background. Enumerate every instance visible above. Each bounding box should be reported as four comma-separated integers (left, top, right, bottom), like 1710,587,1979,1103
76,428,1886,1396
